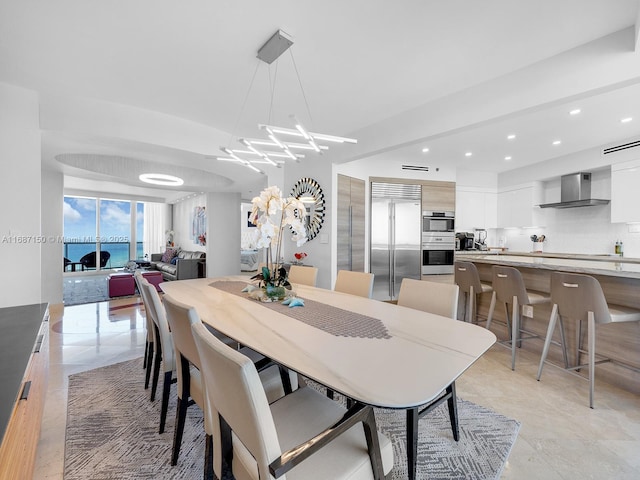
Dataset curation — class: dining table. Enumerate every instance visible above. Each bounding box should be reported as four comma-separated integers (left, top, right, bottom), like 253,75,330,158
161,276,496,480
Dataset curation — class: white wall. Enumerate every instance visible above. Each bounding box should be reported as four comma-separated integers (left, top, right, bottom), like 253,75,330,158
171,194,206,253
41,170,64,304
206,192,241,277
0,83,42,308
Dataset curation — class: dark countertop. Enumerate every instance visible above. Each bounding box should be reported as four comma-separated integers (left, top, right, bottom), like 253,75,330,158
0,303,48,441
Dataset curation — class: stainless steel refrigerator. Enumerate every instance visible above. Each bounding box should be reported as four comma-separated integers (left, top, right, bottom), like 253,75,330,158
370,182,421,301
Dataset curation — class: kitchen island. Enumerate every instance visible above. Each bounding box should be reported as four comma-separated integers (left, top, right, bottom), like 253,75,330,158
458,253,640,395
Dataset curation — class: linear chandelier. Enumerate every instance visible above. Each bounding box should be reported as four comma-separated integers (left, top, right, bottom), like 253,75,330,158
215,30,357,174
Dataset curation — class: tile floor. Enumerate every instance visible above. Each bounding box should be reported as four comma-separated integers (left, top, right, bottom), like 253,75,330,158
33,295,640,479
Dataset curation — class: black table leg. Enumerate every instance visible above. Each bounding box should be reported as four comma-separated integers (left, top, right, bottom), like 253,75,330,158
407,407,418,480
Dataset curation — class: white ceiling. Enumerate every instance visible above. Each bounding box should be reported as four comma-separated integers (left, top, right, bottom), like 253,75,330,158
1,0,640,200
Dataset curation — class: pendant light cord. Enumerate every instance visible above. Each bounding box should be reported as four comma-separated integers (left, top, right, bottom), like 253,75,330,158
227,60,261,148
289,49,314,129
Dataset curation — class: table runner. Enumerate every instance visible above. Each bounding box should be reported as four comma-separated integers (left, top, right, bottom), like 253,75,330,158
210,280,391,340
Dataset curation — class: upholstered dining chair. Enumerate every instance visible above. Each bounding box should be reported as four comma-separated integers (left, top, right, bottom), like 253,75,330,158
334,270,374,298
536,272,640,408
486,265,550,370
163,294,295,468
138,277,175,434
287,265,318,287
191,320,394,480
396,278,461,442
454,261,493,323
134,272,155,391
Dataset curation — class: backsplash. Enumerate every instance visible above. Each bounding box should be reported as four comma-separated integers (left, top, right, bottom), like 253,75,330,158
493,203,640,258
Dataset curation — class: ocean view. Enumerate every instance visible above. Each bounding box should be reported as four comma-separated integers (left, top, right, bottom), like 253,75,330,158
65,242,144,268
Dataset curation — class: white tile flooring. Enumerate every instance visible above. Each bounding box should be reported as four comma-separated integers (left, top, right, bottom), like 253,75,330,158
33,296,640,479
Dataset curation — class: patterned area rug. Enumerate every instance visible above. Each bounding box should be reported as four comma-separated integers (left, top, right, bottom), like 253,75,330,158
63,275,110,305
64,359,520,480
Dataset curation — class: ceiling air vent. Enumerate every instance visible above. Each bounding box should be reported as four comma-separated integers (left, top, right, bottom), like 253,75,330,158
401,164,429,172
602,139,640,155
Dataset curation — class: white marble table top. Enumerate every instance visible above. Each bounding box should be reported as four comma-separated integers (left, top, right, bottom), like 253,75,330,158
459,254,640,279
161,277,496,409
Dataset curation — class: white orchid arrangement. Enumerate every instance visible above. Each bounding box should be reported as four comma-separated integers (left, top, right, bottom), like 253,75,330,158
249,185,307,289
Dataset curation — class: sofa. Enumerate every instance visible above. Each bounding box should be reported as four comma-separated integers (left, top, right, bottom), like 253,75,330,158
150,249,206,281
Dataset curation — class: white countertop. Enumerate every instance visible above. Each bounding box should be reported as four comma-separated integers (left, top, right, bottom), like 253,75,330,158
458,253,640,279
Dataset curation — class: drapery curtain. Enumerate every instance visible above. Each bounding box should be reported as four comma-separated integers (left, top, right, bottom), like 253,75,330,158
143,202,169,255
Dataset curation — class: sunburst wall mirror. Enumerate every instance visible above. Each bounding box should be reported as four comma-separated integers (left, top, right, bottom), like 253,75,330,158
290,177,325,241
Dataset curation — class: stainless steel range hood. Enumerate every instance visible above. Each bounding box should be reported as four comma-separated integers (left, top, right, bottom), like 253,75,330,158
538,172,610,209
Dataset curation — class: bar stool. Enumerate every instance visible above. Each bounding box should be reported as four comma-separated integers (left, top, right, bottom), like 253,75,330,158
486,265,550,370
454,261,493,323
536,272,640,408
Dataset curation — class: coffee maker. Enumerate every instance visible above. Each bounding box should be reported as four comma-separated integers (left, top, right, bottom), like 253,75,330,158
456,232,475,250
475,229,488,251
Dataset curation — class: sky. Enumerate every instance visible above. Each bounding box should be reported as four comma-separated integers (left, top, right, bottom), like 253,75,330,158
63,196,144,243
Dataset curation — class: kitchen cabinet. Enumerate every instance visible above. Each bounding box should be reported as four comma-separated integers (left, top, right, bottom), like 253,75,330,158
611,159,640,223
422,181,455,212
497,182,543,228
456,188,497,230
0,303,49,480
337,174,365,271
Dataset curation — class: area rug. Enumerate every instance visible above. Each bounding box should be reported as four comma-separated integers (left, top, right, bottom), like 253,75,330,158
63,275,110,305
64,359,520,480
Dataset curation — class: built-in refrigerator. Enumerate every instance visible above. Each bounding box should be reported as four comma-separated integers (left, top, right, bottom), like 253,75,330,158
370,182,422,301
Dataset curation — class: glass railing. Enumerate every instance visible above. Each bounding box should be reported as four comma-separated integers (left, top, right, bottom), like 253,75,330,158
64,241,144,269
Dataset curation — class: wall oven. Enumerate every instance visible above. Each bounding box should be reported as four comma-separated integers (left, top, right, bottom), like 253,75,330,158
422,232,455,275
422,211,455,233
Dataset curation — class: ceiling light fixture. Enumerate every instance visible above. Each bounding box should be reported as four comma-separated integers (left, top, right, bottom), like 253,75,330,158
465,152,473,157
621,117,633,123
552,140,562,145
569,108,581,115
507,134,516,140
504,156,512,161
139,173,184,186
215,29,357,174
422,147,430,153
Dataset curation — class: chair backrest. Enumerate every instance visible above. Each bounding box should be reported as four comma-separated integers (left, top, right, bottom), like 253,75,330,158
99,251,111,267
334,270,374,298
491,265,530,306
550,272,612,324
192,321,281,480
79,250,110,268
163,294,203,370
454,261,484,295
134,272,155,345
288,265,318,287
139,278,175,372
397,278,459,318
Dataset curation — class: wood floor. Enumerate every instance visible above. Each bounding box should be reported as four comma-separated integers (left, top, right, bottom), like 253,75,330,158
33,295,640,479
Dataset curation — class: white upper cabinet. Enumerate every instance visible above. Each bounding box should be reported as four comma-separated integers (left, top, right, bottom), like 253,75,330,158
497,182,544,228
456,188,497,230
611,159,640,223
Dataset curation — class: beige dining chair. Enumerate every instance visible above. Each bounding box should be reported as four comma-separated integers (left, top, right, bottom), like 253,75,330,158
163,295,296,467
287,264,318,287
334,270,374,298
396,277,461,441
191,320,394,480
138,278,175,434
536,272,640,408
134,271,155,391
487,265,550,370
454,261,493,323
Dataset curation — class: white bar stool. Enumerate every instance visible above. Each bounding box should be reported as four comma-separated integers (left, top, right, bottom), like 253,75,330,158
486,265,550,370
454,261,493,323
537,272,640,408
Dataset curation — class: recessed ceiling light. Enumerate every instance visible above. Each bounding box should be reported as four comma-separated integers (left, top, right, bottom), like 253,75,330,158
504,156,512,161
569,108,581,115
139,173,184,186
552,140,562,146
422,147,430,153
465,152,472,157
507,134,516,140
621,117,633,123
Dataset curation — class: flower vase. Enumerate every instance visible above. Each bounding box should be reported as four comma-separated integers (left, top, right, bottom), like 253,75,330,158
264,285,286,301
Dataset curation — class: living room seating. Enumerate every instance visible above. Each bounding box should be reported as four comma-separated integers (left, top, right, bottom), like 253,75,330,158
150,249,205,281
